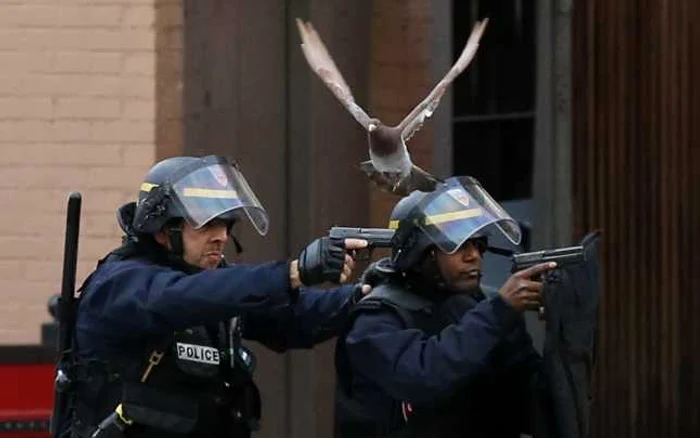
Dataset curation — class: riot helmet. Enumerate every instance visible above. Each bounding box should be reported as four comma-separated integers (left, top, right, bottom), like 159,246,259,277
132,155,270,237
387,189,433,271
389,176,521,272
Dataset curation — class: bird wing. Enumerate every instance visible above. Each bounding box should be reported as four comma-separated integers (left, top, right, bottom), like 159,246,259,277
397,18,489,142
295,18,373,130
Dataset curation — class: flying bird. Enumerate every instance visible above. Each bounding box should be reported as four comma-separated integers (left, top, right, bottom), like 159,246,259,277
295,17,489,196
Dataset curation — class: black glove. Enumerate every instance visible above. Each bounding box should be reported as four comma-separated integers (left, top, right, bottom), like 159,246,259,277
358,257,397,288
297,237,346,286
349,257,398,303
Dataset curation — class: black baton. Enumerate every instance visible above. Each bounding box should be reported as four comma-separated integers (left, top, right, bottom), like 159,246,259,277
50,191,82,437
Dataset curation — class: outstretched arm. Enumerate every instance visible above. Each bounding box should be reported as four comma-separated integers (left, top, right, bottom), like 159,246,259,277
345,293,521,405
243,284,363,352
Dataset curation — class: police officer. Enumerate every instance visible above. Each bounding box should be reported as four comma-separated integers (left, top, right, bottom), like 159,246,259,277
334,176,557,438
64,155,370,438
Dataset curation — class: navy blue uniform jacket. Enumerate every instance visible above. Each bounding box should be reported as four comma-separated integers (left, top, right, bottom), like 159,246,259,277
76,257,356,358
342,292,540,431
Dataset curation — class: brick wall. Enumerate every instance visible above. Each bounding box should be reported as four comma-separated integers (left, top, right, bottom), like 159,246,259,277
368,0,434,227
0,0,183,344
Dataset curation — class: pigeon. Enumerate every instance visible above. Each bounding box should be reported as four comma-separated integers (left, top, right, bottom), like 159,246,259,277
295,17,489,196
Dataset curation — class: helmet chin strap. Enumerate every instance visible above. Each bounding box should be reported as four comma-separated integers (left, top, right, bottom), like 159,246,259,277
230,235,243,254
165,224,185,257
227,220,244,254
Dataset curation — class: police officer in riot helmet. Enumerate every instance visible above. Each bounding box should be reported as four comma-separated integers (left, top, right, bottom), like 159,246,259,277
63,155,370,438
334,176,557,438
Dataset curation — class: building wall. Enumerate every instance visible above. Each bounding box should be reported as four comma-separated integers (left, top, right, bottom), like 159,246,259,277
0,0,183,344
367,0,436,229
572,0,700,436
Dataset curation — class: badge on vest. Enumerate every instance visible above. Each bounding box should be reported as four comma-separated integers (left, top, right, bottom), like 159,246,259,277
176,342,220,365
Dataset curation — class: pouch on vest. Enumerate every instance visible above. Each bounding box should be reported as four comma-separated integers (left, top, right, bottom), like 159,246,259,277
539,230,601,438
173,328,221,378
227,378,262,432
120,383,198,433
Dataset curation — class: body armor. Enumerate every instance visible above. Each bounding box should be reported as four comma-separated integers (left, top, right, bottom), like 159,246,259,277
71,321,260,438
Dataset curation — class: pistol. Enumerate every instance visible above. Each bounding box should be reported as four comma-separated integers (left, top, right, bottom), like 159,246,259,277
511,245,585,273
511,245,585,321
329,226,395,260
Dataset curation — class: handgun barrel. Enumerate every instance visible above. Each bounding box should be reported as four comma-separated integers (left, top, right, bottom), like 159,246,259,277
329,226,395,248
512,245,584,270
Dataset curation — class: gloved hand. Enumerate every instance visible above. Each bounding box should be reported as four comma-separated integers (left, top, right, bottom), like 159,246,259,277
351,257,398,302
358,257,397,288
296,238,368,286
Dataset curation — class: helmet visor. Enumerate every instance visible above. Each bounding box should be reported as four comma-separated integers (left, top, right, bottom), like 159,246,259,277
413,176,521,254
169,157,269,235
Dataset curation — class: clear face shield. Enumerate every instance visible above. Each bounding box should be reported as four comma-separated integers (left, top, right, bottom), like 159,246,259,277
411,176,521,254
167,156,269,236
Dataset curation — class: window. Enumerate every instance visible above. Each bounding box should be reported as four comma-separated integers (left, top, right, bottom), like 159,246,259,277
452,0,536,201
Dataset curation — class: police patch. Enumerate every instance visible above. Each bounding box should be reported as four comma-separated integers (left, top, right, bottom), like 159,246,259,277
447,188,470,207
208,166,229,187
176,342,220,365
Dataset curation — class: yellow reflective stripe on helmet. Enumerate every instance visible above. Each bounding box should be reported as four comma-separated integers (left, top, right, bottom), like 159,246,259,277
181,187,239,199
139,184,239,199
423,208,483,226
140,182,158,192
388,220,400,229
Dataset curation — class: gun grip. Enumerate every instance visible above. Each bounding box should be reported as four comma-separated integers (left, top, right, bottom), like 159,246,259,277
351,248,372,262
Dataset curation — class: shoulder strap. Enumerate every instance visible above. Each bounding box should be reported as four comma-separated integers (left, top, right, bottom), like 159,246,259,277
335,283,435,431
76,243,140,295
354,283,433,329
361,283,433,312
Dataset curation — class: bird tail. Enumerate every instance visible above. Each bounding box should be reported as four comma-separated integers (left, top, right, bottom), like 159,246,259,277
359,161,443,196
358,160,399,193
408,164,443,192
359,160,386,186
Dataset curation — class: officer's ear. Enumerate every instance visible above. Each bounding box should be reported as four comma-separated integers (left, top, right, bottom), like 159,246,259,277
154,230,169,247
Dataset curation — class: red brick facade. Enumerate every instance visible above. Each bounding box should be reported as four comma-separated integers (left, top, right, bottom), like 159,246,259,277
0,0,184,344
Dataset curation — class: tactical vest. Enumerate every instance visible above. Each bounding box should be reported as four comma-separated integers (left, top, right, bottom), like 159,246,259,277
71,322,260,438
334,282,437,438
67,243,261,438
